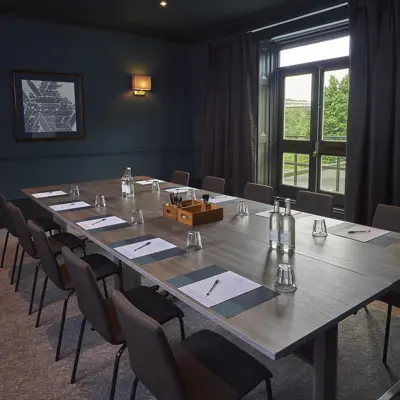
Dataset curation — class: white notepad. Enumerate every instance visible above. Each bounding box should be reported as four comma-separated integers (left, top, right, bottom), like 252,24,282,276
50,201,90,211
332,225,389,242
115,237,176,259
179,271,261,308
165,186,193,193
256,208,301,218
209,195,237,204
77,216,126,230
136,179,165,185
31,190,67,199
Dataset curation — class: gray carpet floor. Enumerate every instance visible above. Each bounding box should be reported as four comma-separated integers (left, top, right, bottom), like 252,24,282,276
1,230,400,400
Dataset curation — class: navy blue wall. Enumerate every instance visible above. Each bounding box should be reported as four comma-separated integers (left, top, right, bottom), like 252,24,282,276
0,16,193,198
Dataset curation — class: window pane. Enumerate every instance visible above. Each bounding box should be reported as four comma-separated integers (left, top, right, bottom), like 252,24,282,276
320,156,346,194
279,36,349,67
283,75,311,141
322,69,349,142
282,153,309,188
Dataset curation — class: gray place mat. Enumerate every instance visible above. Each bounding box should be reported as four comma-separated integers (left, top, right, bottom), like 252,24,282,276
74,214,131,234
168,265,279,319
111,234,184,266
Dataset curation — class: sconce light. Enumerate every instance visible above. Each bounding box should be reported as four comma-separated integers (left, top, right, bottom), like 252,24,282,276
132,75,152,96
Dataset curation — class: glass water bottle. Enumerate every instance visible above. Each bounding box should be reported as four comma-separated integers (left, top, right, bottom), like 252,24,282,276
280,198,295,253
121,167,135,199
269,199,282,249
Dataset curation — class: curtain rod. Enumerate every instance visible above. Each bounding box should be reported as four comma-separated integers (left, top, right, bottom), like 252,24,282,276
249,2,348,34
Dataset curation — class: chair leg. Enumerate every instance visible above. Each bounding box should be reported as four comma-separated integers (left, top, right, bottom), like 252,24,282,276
35,276,49,328
383,304,393,364
55,290,74,361
130,377,139,400
266,379,273,400
1,231,9,268
178,317,185,341
109,343,127,400
10,243,20,284
71,318,87,384
102,278,109,299
28,261,41,315
82,246,86,256
14,249,26,292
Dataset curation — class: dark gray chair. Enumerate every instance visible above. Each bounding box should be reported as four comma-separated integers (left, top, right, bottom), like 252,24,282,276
7,202,85,298
295,190,334,218
112,290,273,400
202,176,225,194
0,192,60,272
243,183,273,204
372,204,400,363
28,220,121,361
171,170,190,186
62,247,185,400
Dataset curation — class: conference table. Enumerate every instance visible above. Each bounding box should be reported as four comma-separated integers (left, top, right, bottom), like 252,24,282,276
23,177,400,400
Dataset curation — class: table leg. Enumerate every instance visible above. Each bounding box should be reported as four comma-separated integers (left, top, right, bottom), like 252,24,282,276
113,259,141,291
313,325,338,400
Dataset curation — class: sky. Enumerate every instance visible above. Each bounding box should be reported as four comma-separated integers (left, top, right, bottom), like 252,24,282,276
281,36,349,101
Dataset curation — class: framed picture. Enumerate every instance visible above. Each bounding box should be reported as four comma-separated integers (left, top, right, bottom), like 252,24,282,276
12,70,85,142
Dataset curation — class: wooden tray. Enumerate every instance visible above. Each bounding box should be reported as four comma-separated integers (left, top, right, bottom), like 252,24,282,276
163,201,223,226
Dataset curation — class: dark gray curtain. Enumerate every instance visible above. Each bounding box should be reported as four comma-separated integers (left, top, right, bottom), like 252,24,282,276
346,0,400,224
202,35,259,196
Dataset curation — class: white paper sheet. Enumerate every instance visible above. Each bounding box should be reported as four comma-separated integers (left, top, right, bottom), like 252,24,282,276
165,186,193,193
115,237,177,259
31,190,67,198
209,195,238,204
179,271,261,308
332,225,389,242
256,208,301,218
50,201,91,211
136,179,165,185
77,216,126,230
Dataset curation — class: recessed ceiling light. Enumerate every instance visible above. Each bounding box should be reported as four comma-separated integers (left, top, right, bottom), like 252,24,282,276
160,1,167,7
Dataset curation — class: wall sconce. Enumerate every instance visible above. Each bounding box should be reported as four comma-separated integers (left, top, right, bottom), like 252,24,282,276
132,75,152,96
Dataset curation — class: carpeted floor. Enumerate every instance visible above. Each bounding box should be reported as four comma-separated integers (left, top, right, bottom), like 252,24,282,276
1,229,400,400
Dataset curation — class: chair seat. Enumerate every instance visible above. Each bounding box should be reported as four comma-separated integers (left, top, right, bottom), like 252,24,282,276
175,330,272,400
49,232,86,254
33,217,61,233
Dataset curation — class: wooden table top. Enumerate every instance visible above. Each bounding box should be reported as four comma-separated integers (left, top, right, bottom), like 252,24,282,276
23,177,400,361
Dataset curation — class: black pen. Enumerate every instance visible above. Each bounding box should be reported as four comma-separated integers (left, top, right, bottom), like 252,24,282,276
134,241,151,252
92,218,107,226
348,230,371,234
206,279,220,296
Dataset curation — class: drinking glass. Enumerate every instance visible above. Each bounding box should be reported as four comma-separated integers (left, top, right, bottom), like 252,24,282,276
95,194,106,208
152,181,160,192
131,209,144,225
237,201,249,216
275,263,297,293
312,218,328,237
70,184,80,196
186,230,203,251
186,189,197,201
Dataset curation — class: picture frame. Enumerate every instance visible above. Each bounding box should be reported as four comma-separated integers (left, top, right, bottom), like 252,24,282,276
12,70,86,142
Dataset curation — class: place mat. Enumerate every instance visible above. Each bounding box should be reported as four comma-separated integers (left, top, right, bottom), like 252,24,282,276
31,190,68,199
330,222,390,243
111,234,184,266
252,207,302,218
49,201,92,212
209,195,238,205
164,186,193,193
75,214,130,234
168,265,278,319
136,179,165,185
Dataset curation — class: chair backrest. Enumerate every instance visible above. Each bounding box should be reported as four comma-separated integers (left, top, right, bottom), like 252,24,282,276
295,190,334,218
28,220,64,288
0,193,15,234
171,170,190,186
243,183,273,204
373,204,400,232
112,291,186,400
202,176,225,194
62,247,114,343
7,202,36,257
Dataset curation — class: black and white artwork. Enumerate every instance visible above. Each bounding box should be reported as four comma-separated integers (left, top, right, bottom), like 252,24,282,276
12,70,85,141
